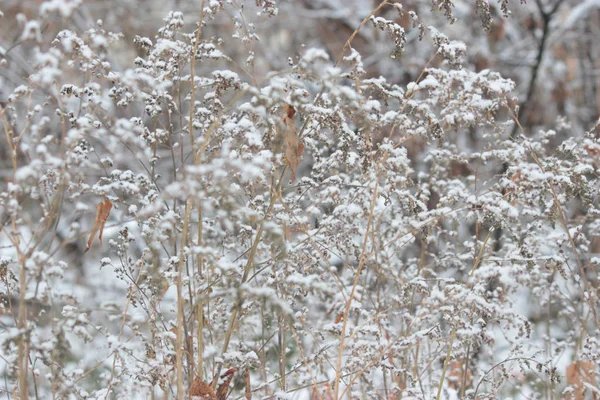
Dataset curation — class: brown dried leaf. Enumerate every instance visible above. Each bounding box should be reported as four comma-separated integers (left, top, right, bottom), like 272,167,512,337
283,103,304,182
215,368,236,400
190,375,216,400
85,199,113,252
334,312,344,324
447,360,472,391
566,361,597,400
310,383,335,400
244,369,251,400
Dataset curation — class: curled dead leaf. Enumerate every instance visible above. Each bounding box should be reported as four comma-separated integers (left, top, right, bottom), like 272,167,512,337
85,199,113,253
190,375,216,400
215,368,236,400
283,103,304,182
334,312,344,324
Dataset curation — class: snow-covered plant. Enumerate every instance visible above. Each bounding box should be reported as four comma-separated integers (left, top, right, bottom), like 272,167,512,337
1,0,599,399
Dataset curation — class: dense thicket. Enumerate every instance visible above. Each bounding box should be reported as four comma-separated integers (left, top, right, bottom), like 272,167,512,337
1,1,599,399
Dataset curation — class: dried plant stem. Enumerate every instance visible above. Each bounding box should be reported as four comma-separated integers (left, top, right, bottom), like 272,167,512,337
275,198,349,300
213,168,287,386
508,103,600,330
1,114,17,171
469,228,494,276
287,324,321,398
339,325,438,399
188,0,206,166
435,327,457,400
196,206,204,377
333,181,379,399
18,254,29,400
473,357,541,398
334,1,389,67
435,223,493,399
106,249,148,397
460,344,470,398
186,0,206,384
278,315,286,391
176,198,193,399
532,150,599,326
5,107,29,400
